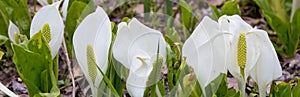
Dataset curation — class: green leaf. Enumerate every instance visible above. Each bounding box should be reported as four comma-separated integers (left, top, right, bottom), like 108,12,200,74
255,0,299,57
144,0,151,21
254,0,289,21
210,4,221,20
66,0,95,37
179,0,192,30
0,51,4,59
270,82,292,97
0,35,8,45
95,59,120,97
147,56,164,86
221,0,241,16
165,27,182,44
292,79,300,97
205,73,227,97
53,55,59,82
0,0,10,36
189,81,202,97
0,0,31,37
11,32,59,96
157,80,166,96
166,0,172,16
12,44,45,96
290,8,300,56
263,11,291,57
12,0,31,36
253,0,272,11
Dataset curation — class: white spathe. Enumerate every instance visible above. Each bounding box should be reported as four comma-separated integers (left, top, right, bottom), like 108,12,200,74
30,1,64,59
37,0,68,18
73,7,111,97
183,15,282,97
220,15,282,97
182,16,228,96
8,21,20,43
113,18,166,97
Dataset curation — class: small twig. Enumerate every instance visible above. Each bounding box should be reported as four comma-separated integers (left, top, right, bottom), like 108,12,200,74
62,39,76,97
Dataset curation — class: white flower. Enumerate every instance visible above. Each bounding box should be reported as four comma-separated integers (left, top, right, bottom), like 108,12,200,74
8,21,20,43
73,7,111,97
30,1,64,59
183,15,282,97
37,0,68,18
220,15,282,97
113,18,166,97
182,16,228,96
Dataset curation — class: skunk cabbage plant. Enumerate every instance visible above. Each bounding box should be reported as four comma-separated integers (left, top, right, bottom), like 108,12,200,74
113,18,166,97
183,15,282,97
182,16,228,96
73,7,112,97
8,21,21,44
30,1,64,59
219,15,282,97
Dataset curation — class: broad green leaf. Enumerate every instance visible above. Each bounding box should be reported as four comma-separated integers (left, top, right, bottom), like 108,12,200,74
255,0,299,57
12,44,45,96
0,0,10,36
0,0,31,37
12,32,59,96
254,0,289,21
12,0,31,36
27,33,52,60
221,0,241,16
179,0,192,30
66,0,94,38
263,11,291,57
290,8,300,55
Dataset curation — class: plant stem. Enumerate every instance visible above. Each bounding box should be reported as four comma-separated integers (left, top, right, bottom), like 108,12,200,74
237,79,247,97
62,39,76,97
